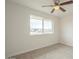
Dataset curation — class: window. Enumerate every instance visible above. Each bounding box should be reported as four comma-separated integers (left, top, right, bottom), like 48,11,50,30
44,20,53,34
30,15,54,35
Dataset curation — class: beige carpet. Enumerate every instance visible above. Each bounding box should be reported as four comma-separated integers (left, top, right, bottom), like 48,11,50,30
15,43,73,59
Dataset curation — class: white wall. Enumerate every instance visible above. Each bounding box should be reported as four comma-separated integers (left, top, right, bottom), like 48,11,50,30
6,1,60,58
60,15,73,46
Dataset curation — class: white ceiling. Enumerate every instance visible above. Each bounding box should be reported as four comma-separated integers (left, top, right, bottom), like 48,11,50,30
7,0,73,18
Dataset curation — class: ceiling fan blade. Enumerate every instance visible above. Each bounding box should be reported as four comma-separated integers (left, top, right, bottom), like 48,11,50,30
60,0,73,5
54,2,59,5
59,7,66,12
51,8,55,13
53,0,60,5
42,5,54,7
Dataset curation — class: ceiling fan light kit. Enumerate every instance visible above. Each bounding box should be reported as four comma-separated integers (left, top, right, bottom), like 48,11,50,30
53,6,60,10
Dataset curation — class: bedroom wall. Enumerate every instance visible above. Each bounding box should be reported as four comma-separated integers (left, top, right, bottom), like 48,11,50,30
5,1,60,58
60,15,73,46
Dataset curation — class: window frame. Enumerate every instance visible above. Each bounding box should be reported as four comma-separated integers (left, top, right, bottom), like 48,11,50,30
30,15,54,35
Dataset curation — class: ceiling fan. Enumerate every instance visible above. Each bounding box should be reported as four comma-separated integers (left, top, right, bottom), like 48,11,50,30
42,0,73,13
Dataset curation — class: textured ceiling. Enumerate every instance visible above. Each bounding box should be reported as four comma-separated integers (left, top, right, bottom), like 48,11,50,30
7,0,73,18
